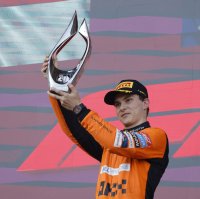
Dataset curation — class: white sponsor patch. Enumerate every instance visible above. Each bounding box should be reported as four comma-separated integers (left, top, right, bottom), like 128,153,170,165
100,163,130,176
114,129,123,147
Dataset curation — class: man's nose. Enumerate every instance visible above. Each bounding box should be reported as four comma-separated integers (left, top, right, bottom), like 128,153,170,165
119,102,127,111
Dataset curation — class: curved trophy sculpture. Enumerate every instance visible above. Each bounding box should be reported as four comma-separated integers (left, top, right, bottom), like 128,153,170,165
47,11,91,92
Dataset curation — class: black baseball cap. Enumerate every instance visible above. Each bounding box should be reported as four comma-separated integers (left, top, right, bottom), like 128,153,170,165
104,79,148,105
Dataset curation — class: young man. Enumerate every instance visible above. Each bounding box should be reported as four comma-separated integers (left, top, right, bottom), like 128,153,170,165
42,59,169,199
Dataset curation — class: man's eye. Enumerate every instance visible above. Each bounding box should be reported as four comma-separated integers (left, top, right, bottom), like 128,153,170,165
126,98,132,102
114,103,120,107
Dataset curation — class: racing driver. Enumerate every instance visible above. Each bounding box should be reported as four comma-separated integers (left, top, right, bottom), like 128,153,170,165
41,58,169,199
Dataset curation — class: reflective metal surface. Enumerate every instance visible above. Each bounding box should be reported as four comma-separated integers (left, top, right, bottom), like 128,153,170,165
48,11,91,92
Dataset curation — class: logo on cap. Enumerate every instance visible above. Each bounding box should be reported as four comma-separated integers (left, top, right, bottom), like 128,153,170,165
115,81,133,91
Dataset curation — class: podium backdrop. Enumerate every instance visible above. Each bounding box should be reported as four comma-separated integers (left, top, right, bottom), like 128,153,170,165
0,0,200,198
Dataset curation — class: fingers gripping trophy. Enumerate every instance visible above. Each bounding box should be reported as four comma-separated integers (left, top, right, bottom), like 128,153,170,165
47,11,91,92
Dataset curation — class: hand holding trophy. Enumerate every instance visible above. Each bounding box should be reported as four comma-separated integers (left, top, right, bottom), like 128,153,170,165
47,11,91,92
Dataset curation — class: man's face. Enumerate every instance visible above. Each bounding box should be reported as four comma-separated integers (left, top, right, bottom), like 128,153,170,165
114,93,149,129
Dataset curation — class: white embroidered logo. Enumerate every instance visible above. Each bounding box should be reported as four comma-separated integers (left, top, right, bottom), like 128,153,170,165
100,164,130,176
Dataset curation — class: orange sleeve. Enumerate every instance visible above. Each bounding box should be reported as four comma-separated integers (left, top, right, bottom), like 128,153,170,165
49,96,82,146
81,110,168,159
49,96,103,161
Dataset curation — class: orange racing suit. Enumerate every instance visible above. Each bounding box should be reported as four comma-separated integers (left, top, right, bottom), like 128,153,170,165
49,97,169,199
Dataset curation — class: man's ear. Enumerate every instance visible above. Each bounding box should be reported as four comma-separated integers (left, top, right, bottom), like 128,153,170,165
143,98,149,110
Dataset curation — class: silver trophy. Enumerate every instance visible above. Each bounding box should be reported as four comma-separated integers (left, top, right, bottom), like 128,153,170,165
47,11,91,92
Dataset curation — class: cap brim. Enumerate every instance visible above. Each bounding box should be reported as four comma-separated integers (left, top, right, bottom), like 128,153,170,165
104,90,122,105
104,90,147,105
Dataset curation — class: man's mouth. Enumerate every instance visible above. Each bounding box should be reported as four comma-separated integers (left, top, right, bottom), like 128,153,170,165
121,113,129,118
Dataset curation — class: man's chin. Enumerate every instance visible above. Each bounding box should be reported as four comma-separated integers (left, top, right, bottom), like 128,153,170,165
122,121,134,129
